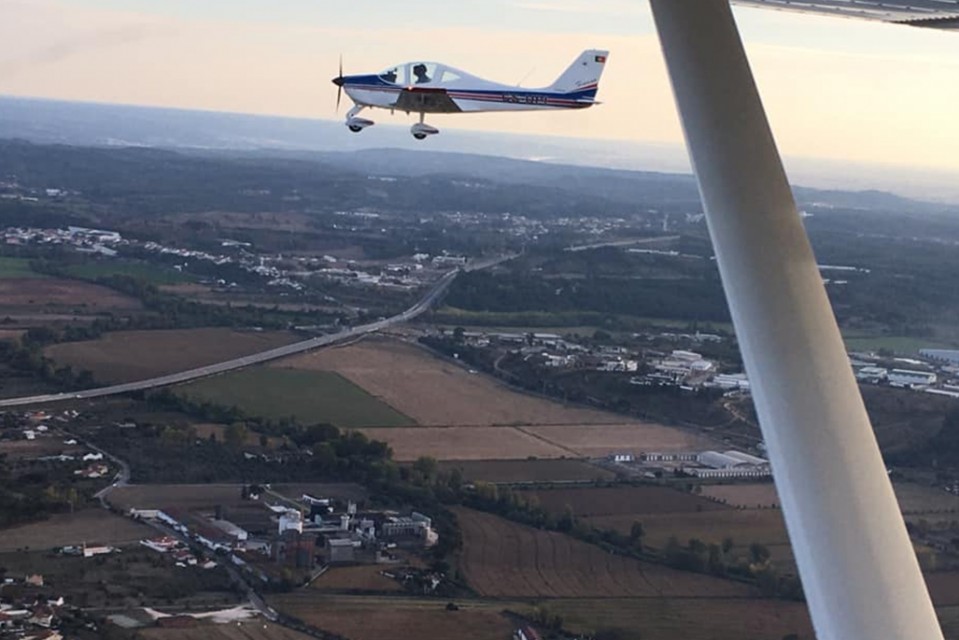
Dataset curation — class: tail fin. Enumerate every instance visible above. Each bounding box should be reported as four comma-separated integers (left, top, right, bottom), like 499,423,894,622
547,49,609,95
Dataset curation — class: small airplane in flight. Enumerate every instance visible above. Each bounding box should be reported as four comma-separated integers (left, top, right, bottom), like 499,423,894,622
331,49,609,139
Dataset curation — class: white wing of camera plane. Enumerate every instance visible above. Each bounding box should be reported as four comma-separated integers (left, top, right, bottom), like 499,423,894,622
331,49,608,139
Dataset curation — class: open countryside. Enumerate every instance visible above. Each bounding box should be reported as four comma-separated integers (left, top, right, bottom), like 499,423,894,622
44,328,301,383
0,509,153,552
176,367,415,428
452,507,757,598
278,338,630,426
268,594,517,640
281,336,705,461
6,69,959,639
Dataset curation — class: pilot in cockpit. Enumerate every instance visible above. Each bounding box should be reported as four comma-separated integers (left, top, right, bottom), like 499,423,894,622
382,68,397,83
413,63,431,84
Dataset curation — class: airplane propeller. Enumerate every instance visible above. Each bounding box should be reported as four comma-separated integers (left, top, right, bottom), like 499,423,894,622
333,55,345,112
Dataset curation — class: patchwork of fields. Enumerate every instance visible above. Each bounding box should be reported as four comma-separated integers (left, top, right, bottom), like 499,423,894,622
177,367,414,428
277,337,706,463
45,328,300,383
277,338,628,427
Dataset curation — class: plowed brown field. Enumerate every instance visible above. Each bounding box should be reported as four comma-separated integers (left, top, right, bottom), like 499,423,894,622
357,426,570,461
453,507,756,598
519,486,727,518
0,278,141,309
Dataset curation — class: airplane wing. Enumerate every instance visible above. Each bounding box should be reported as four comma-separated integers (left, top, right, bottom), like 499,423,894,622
392,88,462,113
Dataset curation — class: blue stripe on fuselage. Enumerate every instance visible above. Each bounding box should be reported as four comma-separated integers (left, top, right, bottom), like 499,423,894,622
342,74,598,102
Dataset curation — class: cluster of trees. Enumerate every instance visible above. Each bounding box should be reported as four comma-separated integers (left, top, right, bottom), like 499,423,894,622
0,454,87,527
0,328,96,391
447,270,730,322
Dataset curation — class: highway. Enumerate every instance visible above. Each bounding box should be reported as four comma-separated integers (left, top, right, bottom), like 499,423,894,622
0,268,460,409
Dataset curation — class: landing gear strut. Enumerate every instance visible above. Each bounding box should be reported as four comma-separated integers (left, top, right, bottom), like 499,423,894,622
410,112,439,140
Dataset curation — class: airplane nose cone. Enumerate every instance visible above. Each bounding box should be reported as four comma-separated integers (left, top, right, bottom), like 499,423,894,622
332,77,344,87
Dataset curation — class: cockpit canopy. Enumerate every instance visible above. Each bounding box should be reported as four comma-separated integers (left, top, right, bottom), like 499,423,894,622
378,62,465,86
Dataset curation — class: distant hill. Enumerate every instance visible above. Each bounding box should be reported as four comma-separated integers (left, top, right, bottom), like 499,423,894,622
4,95,959,204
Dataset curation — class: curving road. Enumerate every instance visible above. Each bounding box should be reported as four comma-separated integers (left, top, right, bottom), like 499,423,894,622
0,269,460,409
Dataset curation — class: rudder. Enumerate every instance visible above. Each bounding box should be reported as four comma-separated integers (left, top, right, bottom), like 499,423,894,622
547,49,609,94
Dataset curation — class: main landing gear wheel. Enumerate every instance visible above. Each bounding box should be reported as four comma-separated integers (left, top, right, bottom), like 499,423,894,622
413,133,427,140
349,125,364,133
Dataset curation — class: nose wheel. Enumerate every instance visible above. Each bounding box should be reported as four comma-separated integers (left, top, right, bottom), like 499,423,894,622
345,105,374,133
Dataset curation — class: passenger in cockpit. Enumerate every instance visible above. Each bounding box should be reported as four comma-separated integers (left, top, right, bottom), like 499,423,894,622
413,64,431,84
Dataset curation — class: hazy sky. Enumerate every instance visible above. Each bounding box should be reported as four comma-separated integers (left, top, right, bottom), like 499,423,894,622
3,0,959,175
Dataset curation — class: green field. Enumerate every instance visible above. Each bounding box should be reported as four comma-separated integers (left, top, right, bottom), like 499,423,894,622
62,261,190,285
0,257,44,278
843,335,952,354
178,367,415,428
431,307,733,333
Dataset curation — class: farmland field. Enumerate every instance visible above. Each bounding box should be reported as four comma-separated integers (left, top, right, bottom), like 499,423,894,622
278,338,629,426
178,367,414,428
61,261,190,285
701,481,959,514
0,437,84,460
553,597,813,640
0,257,44,278
310,564,403,593
0,508,153,551
894,482,959,515
843,334,951,354
519,423,710,457
588,509,791,563
107,483,367,512
453,507,756,598
437,459,615,483
270,594,517,640
138,621,314,640
519,486,727,518
701,483,780,508
0,277,141,310
357,426,570,461
45,328,300,383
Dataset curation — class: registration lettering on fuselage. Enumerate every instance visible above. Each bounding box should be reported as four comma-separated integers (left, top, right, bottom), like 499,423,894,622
502,94,549,105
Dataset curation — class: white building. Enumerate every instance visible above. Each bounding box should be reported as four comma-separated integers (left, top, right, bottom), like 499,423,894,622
279,510,304,534
211,519,250,542
856,366,888,383
709,372,750,391
888,369,937,389
921,349,959,366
